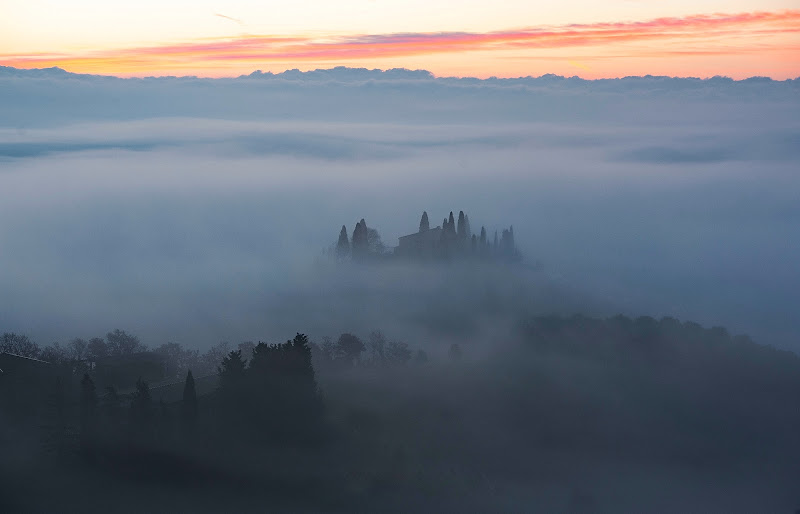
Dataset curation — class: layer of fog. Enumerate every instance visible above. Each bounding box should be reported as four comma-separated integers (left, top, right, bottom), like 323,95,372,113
0,68,798,351
1,116,798,351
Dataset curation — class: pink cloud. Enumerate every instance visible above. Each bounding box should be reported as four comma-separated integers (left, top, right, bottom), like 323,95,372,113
2,10,798,76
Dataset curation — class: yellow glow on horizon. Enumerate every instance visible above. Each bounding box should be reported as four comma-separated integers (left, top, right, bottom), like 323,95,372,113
1,7,798,79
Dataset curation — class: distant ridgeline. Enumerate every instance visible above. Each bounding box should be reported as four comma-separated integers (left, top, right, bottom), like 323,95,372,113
333,210,521,263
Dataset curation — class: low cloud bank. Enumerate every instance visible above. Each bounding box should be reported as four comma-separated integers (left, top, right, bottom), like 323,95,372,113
0,68,798,351
1,66,798,127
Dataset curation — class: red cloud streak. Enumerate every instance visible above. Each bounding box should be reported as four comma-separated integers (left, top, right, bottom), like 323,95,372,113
2,10,798,75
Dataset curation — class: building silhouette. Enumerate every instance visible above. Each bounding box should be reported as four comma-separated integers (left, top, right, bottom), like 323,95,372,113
335,210,521,263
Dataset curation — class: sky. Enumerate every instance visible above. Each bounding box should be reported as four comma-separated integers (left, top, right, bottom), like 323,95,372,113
1,0,799,78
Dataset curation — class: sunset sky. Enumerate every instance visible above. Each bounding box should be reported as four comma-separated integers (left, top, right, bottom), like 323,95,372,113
1,0,799,78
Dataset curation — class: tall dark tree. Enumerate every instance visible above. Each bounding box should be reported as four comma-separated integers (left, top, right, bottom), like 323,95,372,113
181,370,198,436
419,211,430,232
218,350,247,393
448,212,456,233
336,225,350,259
457,211,467,240
500,227,519,259
246,333,324,442
480,226,487,246
351,219,369,261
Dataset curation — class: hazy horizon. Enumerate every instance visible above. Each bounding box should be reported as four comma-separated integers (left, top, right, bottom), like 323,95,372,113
5,64,800,81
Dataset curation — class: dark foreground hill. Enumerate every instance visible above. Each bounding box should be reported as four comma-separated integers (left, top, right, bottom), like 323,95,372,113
1,314,799,513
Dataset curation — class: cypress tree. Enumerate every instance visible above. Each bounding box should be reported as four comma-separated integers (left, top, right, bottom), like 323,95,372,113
181,370,198,436
419,211,430,232
336,225,350,259
352,219,369,260
457,211,466,240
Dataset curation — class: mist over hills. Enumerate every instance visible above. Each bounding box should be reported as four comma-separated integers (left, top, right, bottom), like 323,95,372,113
0,64,798,351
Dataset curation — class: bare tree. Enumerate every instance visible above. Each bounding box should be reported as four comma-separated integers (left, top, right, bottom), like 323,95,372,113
68,338,88,361
1,333,40,358
368,330,387,366
106,329,145,356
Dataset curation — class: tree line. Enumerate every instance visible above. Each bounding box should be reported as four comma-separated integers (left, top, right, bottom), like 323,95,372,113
38,333,326,479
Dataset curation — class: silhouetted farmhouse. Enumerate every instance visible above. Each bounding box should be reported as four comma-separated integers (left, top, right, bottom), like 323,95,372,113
396,225,443,258
334,210,521,262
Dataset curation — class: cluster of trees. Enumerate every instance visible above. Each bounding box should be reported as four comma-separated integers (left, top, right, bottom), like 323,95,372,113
2,329,146,365
521,313,773,369
1,330,257,385
331,210,521,263
38,368,187,461
313,331,432,369
6,311,799,512
436,210,519,261
39,332,326,476
8,327,460,460
216,333,324,443
336,218,386,261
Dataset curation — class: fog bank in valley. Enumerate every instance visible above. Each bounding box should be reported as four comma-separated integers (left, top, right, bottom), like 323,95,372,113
0,67,798,350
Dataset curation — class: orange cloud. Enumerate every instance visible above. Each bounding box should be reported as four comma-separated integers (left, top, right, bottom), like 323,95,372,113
2,10,798,77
